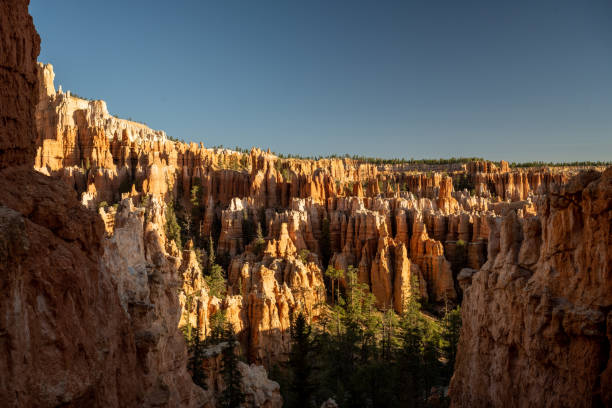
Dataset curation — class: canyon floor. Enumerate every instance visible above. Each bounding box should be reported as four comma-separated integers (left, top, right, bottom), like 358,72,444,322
1,1,611,407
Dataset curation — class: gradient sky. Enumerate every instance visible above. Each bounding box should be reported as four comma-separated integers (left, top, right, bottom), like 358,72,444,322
30,0,612,162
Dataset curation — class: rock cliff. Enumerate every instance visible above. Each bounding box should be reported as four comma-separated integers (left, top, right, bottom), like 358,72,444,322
0,0,40,169
450,169,611,407
0,2,280,406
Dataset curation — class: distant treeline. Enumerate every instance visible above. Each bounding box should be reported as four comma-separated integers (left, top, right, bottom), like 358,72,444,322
67,91,93,101
205,145,487,165
123,140,612,169
275,154,487,165
110,113,150,127
167,134,186,143
510,161,611,168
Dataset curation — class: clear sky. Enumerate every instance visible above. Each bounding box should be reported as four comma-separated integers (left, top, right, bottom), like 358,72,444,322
30,0,612,162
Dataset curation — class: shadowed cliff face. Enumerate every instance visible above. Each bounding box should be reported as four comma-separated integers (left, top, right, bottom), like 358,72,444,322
450,169,612,407
0,1,209,406
0,0,40,169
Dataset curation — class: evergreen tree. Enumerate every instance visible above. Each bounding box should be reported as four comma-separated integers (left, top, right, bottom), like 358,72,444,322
421,323,442,400
206,235,216,274
186,183,202,243
165,201,182,249
287,312,317,408
397,312,426,406
202,236,227,298
208,309,228,344
220,327,245,408
381,309,399,362
396,276,428,406
241,209,256,245
187,317,207,390
279,261,459,407
441,305,462,378
205,263,227,299
253,222,265,255
325,265,344,306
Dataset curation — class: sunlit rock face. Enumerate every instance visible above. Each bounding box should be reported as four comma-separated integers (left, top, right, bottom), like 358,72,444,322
32,60,605,358
450,169,612,407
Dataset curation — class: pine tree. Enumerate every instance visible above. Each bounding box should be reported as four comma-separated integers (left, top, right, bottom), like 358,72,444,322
187,318,207,390
381,309,399,362
253,222,265,255
165,201,182,249
206,235,216,275
205,263,227,299
208,310,228,344
220,327,245,408
397,275,427,405
344,265,378,335
325,265,344,306
190,180,202,209
287,312,317,408
441,305,461,378
421,321,442,400
241,209,256,246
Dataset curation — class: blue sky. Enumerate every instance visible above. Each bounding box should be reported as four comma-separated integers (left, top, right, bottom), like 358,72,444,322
30,1,612,162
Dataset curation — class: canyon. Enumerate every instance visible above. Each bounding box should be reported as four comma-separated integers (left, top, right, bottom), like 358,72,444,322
1,1,610,406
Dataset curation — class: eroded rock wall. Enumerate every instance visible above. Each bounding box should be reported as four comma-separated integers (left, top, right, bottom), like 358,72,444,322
0,2,206,406
0,0,40,169
450,169,612,407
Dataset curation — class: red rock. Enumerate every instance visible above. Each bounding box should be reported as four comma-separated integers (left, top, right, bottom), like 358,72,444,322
450,169,612,407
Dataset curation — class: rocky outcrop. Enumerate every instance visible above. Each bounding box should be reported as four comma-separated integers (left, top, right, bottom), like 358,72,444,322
18,1,612,407
106,198,208,407
227,239,326,365
199,342,283,408
450,169,612,407
239,362,284,407
0,0,40,169
0,169,146,407
0,2,207,406
410,214,456,302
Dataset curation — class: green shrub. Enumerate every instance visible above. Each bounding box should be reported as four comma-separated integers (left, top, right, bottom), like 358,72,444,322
165,201,182,249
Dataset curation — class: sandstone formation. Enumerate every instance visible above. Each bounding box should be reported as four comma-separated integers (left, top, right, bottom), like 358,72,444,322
0,0,39,169
0,2,280,406
33,59,603,326
450,169,612,407
0,2,209,405
28,59,611,407
4,2,610,406
198,342,283,408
